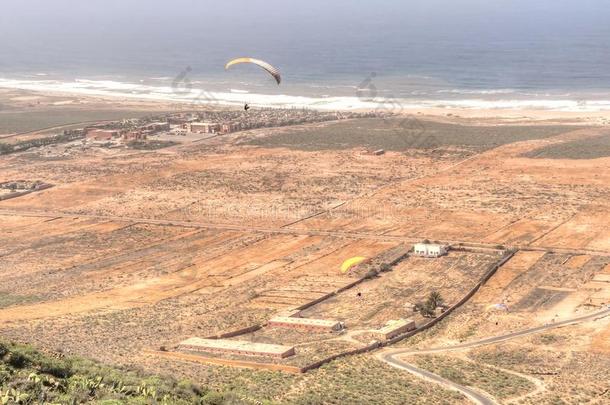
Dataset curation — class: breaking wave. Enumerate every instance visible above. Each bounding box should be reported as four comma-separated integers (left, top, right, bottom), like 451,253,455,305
2,77,610,112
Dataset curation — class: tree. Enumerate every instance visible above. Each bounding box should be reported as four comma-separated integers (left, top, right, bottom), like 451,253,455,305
416,291,445,318
417,301,436,318
428,291,444,308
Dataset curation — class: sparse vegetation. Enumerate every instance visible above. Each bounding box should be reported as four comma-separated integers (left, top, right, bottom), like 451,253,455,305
246,118,576,152
0,109,153,135
0,131,84,155
0,293,40,309
469,345,562,375
278,355,465,404
532,333,566,345
523,133,610,159
412,354,535,400
127,140,178,150
415,291,444,318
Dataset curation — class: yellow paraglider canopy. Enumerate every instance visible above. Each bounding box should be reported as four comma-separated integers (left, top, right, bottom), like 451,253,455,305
225,57,281,84
341,256,367,273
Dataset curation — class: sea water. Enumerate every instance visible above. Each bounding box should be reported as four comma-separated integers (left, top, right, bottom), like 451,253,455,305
1,0,610,111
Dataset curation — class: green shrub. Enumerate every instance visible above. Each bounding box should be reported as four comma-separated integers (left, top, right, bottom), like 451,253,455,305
7,351,30,368
200,391,226,405
176,379,202,397
0,342,8,358
39,357,73,379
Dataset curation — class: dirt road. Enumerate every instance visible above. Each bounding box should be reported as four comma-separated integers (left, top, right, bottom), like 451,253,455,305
384,307,610,356
376,307,610,405
2,208,609,257
378,353,497,405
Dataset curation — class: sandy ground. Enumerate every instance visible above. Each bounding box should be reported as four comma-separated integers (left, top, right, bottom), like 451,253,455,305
1,87,609,402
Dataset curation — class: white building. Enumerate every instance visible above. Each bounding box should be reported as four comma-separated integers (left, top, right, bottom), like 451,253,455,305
187,122,220,134
413,243,448,258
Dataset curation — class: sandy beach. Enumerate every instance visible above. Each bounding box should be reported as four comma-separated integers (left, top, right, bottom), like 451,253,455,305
3,86,610,138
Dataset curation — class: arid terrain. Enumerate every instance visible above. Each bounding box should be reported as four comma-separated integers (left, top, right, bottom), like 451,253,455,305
1,89,610,404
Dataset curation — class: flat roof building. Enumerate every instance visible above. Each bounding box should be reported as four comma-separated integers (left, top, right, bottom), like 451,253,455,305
413,243,448,258
220,123,241,133
178,337,295,359
121,131,146,142
188,122,221,134
371,319,416,340
142,121,170,132
268,316,344,332
86,129,119,141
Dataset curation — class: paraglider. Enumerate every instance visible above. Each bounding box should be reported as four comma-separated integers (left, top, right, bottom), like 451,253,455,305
340,257,367,274
225,57,281,85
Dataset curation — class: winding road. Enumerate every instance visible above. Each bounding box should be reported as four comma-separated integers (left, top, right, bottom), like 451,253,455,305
378,354,497,405
376,307,610,405
385,307,610,356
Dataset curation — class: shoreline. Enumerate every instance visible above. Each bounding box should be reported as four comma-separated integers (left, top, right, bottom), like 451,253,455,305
2,85,610,126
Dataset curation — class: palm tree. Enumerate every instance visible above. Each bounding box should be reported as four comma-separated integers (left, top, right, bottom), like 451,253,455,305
428,291,444,308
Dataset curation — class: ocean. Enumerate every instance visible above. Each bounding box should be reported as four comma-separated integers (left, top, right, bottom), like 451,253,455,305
1,0,610,111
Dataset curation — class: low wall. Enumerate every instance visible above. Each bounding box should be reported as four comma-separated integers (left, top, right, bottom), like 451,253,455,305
147,350,303,374
160,249,514,374
385,249,516,344
450,245,504,254
296,249,409,313
300,249,517,371
0,183,53,201
205,324,262,339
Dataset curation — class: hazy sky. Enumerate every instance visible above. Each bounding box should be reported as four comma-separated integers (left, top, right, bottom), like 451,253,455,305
2,0,608,48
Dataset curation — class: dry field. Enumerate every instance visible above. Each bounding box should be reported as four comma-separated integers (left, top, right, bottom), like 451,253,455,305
300,251,499,329
1,98,610,403
452,318,610,404
394,248,610,403
291,125,610,249
400,250,610,347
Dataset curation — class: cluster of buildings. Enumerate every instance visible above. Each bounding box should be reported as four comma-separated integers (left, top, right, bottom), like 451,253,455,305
83,108,382,144
182,121,240,134
176,312,418,360
168,108,377,135
0,179,46,191
176,312,348,360
84,121,170,145
171,242,450,364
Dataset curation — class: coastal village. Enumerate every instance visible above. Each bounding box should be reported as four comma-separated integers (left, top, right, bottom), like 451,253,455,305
82,109,380,147
0,107,383,159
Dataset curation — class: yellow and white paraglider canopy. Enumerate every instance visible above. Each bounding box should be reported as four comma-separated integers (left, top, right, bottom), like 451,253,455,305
341,256,367,273
225,57,281,85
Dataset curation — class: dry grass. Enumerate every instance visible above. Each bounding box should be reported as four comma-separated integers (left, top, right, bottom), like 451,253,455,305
412,354,535,400
245,118,576,152
523,132,610,159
